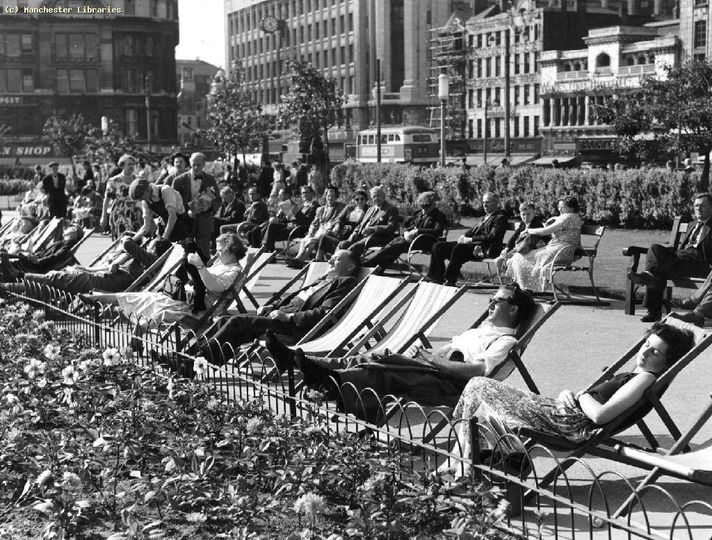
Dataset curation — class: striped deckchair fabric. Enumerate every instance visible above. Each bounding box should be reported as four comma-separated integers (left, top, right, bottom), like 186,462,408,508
342,281,468,358
295,274,410,357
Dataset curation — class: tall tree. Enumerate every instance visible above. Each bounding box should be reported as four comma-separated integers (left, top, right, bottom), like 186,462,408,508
84,118,143,165
596,60,712,190
201,68,272,168
279,60,345,171
42,114,96,178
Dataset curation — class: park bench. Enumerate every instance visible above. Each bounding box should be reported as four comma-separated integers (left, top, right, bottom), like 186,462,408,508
623,217,702,315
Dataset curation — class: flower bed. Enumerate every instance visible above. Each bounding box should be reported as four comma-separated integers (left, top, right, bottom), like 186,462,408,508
0,297,517,539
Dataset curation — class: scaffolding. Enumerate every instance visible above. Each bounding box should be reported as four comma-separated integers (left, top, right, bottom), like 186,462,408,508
428,18,468,139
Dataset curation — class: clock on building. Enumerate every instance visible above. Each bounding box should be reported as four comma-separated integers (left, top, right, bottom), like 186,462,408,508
261,15,280,33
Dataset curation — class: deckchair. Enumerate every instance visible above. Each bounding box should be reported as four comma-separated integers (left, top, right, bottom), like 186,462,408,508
517,317,712,493
229,250,279,313
609,393,712,518
384,299,560,443
125,243,186,293
17,217,63,253
0,216,18,240
341,281,469,357
84,232,134,270
293,274,411,357
47,225,95,270
263,261,332,308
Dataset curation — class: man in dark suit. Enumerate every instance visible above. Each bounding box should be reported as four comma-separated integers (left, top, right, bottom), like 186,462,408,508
629,192,712,322
260,185,320,251
221,186,269,235
338,185,400,257
156,152,188,186
426,192,508,286
172,152,221,257
256,160,275,198
362,191,447,270
41,162,68,219
213,186,245,235
177,249,361,365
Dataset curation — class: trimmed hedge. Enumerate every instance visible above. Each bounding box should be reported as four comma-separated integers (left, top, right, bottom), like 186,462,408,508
330,162,699,228
0,179,35,196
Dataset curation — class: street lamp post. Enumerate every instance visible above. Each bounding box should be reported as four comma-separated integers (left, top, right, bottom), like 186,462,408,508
438,72,449,167
144,74,151,154
483,102,489,165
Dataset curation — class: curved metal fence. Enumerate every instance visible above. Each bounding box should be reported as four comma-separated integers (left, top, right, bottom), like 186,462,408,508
11,285,712,540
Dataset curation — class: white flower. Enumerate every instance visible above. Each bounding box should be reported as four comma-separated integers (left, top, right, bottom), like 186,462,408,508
245,417,263,434
166,376,175,399
193,356,208,380
32,310,45,321
119,347,133,360
4,393,18,404
77,358,97,372
62,387,75,407
43,344,60,361
61,365,79,386
102,348,121,366
61,472,82,490
36,378,47,388
35,470,52,486
185,512,207,523
23,359,46,379
293,492,325,517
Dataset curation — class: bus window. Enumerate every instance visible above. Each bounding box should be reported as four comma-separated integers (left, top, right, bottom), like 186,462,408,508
367,134,375,144
381,135,388,144
412,134,432,142
394,134,401,141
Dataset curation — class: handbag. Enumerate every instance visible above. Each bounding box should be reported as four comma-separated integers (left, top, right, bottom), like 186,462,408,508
160,275,186,302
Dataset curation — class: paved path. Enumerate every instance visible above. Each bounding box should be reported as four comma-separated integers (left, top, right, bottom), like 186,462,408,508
15,212,711,538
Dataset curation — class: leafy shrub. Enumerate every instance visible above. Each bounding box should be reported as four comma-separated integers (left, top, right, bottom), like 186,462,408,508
330,162,698,228
0,298,516,539
0,179,35,196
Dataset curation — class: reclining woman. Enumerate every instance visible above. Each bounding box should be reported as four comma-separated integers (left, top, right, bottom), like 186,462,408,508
83,232,246,325
447,322,694,468
502,196,582,292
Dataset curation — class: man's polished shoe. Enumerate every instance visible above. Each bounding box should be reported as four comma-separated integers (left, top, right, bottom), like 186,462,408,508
679,297,697,310
628,271,658,286
668,311,705,327
640,311,661,323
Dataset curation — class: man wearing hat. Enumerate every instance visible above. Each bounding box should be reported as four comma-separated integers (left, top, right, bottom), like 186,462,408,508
361,191,447,271
172,152,221,257
129,178,191,243
41,162,68,219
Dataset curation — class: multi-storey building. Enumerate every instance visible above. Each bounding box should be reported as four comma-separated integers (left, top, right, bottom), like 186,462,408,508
435,0,660,165
539,21,679,164
679,0,710,60
223,0,461,160
176,59,220,149
0,0,178,167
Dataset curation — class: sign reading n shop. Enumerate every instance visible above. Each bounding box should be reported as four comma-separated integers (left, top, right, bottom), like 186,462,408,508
0,145,55,157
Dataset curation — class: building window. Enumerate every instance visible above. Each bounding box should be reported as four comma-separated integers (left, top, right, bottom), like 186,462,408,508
476,58,482,78
6,69,21,92
523,53,530,73
125,109,138,137
523,116,530,136
495,118,501,138
523,84,529,104
468,119,473,138
495,56,500,76
56,69,69,93
695,52,707,62
534,115,539,136
125,0,135,15
22,69,33,92
5,35,20,57
534,84,539,104
69,69,85,92
477,89,482,107
694,20,707,48
21,34,33,53
485,58,490,77
514,54,520,75
514,117,519,137
514,86,520,105
477,118,482,138
477,34,482,48
596,53,611,68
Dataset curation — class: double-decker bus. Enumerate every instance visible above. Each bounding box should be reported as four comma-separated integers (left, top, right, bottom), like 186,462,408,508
356,126,439,164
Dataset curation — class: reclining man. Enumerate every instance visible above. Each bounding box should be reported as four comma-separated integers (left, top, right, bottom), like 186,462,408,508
264,283,536,423
629,192,712,322
361,191,447,270
4,237,172,295
164,249,362,367
426,192,508,286
0,225,83,281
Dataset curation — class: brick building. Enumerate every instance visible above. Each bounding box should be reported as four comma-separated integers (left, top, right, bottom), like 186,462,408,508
0,0,179,167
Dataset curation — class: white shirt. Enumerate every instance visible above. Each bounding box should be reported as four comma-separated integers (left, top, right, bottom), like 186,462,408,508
189,173,201,199
446,322,517,378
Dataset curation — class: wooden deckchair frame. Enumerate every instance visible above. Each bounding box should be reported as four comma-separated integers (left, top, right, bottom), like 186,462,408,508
609,393,712,518
232,249,278,313
263,261,332,308
124,244,185,293
0,216,18,241
517,317,712,495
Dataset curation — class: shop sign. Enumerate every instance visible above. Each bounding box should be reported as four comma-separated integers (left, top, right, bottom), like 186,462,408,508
577,137,619,152
0,144,56,157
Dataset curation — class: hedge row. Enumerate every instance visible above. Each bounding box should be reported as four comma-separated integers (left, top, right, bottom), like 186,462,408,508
0,179,35,196
329,162,699,229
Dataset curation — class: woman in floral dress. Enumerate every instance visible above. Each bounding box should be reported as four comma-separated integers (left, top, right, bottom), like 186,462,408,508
447,322,693,464
101,154,143,239
504,196,582,292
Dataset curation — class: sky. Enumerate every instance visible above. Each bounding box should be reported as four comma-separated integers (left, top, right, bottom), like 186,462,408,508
175,0,225,68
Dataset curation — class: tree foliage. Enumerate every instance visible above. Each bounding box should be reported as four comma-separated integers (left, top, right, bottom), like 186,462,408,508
279,60,346,168
84,118,144,165
201,69,272,166
596,60,712,190
42,114,96,176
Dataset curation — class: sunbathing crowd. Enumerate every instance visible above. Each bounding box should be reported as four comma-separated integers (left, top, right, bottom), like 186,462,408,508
1,154,709,477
